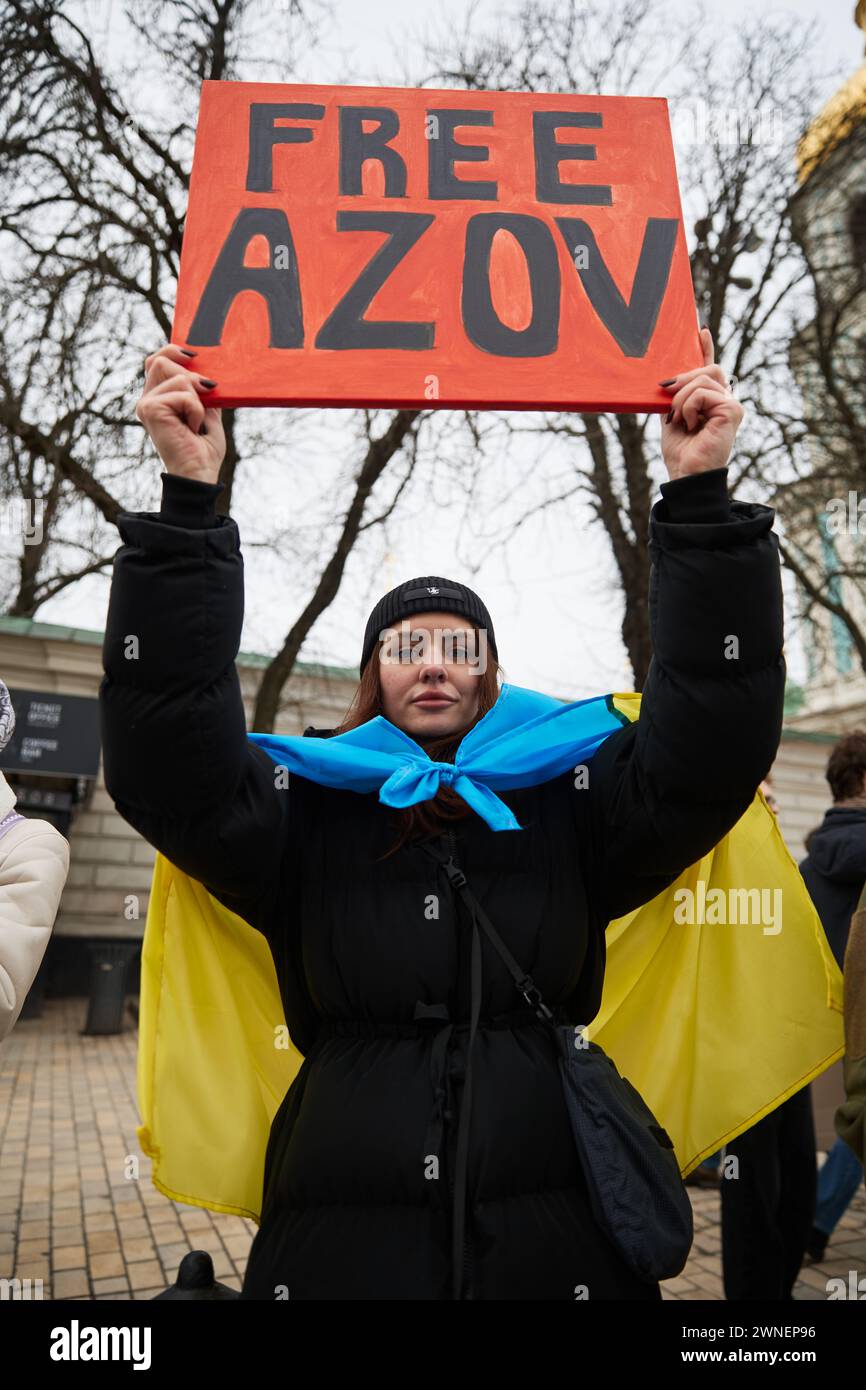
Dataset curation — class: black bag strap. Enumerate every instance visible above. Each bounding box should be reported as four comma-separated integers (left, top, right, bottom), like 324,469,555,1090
417,836,555,1026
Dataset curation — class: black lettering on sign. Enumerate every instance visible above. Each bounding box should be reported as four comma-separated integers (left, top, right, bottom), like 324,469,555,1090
533,111,611,205
554,216,678,356
315,211,435,350
186,209,304,347
339,107,406,196
462,213,559,357
427,110,497,200
246,103,325,192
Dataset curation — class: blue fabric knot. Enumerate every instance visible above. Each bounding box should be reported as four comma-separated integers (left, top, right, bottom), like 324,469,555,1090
247,682,629,833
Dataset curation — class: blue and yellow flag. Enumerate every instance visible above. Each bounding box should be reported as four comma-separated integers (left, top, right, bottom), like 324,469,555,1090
136,688,844,1222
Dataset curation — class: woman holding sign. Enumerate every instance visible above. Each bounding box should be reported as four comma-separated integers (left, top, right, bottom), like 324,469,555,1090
101,327,785,1300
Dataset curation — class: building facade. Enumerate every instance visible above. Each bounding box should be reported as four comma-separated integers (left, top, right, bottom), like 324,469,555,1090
0,614,358,1005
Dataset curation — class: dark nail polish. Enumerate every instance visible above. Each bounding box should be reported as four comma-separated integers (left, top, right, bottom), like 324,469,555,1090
665,409,674,423
180,348,197,357
199,378,217,389
659,378,677,387
199,422,208,435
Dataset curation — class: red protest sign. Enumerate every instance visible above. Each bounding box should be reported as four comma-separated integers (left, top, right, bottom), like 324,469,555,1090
172,81,701,412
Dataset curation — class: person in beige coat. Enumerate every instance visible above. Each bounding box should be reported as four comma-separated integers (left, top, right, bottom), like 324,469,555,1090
0,679,70,1042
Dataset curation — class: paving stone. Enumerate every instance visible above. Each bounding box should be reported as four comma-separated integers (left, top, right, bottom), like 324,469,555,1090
149,1222,186,1244
92,1276,131,1295
181,1229,224,1255
16,1237,51,1261
661,1275,699,1293
83,1212,118,1233
53,1209,84,1229
117,1216,150,1239
82,1197,114,1215
52,1269,89,1298
53,1173,83,1193
111,1187,144,1206
88,1251,125,1279
690,1270,726,1295
121,1237,157,1262
52,1192,81,1211
222,1233,254,1258
85,1231,121,1257
178,1210,215,1231
127,1260,164,1290
52,1245,87,1271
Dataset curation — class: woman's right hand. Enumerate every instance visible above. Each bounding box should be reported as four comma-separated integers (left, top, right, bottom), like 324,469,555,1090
136,344,225,483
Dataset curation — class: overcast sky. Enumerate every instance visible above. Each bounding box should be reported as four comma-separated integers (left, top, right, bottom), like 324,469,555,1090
36,0,865,703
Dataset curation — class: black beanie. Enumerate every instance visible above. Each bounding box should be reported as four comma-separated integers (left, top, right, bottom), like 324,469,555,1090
360,576,498,677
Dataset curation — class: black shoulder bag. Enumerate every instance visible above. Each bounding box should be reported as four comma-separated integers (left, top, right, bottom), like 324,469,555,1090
419,836,694,1285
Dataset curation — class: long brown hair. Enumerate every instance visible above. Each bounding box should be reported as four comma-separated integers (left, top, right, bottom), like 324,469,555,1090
329,629,503,859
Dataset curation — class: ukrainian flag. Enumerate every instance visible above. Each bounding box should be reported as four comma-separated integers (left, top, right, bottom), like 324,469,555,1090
135,691,844,1222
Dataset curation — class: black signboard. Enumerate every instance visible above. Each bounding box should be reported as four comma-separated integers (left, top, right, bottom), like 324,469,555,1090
0,688,101,778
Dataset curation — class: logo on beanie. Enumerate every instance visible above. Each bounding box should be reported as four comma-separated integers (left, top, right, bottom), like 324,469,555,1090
427,587,439,594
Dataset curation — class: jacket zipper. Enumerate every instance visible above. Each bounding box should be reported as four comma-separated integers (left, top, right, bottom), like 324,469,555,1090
444,827,474,1299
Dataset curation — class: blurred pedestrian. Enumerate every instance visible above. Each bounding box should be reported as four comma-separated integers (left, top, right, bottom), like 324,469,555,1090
799,732,866,1262
0,678,71,1042
720,774,818,1300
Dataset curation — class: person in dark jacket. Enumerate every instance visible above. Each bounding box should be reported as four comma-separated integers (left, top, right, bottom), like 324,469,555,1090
99,330,785,1300
799,732,866,1262
719,774,818,1301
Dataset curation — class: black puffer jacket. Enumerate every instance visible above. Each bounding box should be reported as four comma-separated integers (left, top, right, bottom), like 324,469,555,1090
99,464,785,1301
799,806,866,970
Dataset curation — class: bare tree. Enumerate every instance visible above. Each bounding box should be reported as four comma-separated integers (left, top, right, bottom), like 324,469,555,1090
0,0,433,729
760,90,866,691
411,0,832,688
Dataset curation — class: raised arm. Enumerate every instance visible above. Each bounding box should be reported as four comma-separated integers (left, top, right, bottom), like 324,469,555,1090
99,346,289,936
583,465,784,923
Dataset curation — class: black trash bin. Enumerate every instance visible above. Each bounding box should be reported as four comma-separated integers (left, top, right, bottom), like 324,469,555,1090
82,939,140,1035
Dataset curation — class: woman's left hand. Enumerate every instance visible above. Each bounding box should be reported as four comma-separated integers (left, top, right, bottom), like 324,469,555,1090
660,327,744,480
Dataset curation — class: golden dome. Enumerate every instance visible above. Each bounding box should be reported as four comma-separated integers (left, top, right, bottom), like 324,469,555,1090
796,1,866,184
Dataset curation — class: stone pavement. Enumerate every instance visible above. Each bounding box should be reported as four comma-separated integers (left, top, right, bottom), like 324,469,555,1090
1,998,864,1301
665,1177,866,1301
